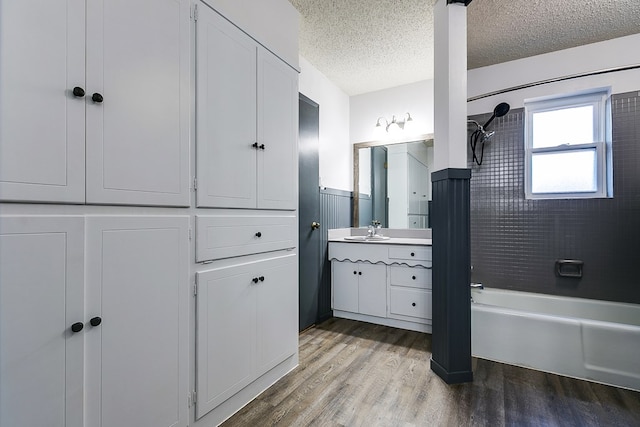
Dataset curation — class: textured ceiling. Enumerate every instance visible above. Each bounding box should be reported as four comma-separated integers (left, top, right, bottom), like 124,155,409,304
289,0,640,96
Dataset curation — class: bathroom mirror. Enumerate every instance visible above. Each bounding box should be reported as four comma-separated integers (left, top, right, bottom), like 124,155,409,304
353,133,434,228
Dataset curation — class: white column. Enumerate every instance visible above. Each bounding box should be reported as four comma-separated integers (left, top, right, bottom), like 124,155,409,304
433,0,468,171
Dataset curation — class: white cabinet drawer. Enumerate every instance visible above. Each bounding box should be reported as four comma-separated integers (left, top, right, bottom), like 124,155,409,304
388,246,432,266
196,215,295,262
389,266,432,289
389,287,432,322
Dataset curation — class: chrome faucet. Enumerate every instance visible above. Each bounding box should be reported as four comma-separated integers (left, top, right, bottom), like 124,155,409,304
367,225,375,237
369,220,382,237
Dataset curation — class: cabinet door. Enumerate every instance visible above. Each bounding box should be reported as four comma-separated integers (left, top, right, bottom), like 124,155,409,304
196,4,257,208
86,0,191,206
358,263,387,318
332,261,359,313
0,0,85,203
256,254,298,374
85,216,189,427
196,264,256,418
257,48,298,210
0,216,84,427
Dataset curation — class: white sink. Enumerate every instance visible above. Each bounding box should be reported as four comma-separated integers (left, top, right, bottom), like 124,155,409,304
343,235,390,241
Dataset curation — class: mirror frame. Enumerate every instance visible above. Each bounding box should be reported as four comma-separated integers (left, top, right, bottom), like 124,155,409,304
352,133,434,227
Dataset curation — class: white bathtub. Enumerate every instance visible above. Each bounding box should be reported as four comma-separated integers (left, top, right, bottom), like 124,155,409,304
471,287,640,391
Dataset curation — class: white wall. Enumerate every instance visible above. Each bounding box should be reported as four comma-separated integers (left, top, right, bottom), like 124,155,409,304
202,0,299,70
350,80,435,144
298,56,352,192
468,34,640,115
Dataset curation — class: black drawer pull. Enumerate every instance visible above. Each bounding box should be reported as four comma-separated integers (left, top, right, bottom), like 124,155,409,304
412,275,416,280
410,252,415,257
353,271,357,275
259,276,265,282
255,231,262,238
71,322,84,333
252,277,259,283
412,302,416,307
90,317,102,327
358,271,362,275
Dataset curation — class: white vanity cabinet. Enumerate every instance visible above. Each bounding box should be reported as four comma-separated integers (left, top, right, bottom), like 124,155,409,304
0,0,191,206
332,261,387,317
195,253,297,419
196,3,297,210
329,240,433,333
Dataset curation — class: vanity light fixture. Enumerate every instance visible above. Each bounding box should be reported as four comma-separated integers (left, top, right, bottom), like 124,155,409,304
374,113,414,137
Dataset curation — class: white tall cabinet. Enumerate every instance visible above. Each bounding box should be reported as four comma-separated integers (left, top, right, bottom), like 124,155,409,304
193,3,299,424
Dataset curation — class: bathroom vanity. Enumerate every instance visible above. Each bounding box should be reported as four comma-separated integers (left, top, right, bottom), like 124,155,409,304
328,228,433,333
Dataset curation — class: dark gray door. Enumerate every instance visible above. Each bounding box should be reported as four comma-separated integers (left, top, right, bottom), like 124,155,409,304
298,93,321,331
371,146,388,227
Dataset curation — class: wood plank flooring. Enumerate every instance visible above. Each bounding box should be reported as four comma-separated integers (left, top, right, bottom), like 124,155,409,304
222,318,640,426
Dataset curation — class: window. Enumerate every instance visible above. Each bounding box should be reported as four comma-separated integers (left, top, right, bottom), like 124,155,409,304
524,89,612,199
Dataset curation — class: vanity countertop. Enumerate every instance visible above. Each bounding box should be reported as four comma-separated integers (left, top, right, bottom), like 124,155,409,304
328,236,432,245
328,228,432,246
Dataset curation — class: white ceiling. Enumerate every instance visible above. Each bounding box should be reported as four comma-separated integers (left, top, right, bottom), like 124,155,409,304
288,0,640,96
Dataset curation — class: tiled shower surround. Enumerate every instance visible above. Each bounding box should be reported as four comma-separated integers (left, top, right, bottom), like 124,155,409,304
468,91,640,304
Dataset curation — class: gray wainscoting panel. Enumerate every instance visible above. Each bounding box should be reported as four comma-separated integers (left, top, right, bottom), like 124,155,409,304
468,91,640,304
318,188,353,321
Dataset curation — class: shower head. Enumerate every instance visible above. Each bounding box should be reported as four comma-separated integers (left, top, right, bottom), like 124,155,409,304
469,102,510,166
482,102,510,129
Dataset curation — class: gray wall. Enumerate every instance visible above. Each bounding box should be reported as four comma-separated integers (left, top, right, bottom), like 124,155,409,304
468,91,640,304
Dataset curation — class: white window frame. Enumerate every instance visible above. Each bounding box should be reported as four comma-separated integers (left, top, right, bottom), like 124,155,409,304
524,88,611,200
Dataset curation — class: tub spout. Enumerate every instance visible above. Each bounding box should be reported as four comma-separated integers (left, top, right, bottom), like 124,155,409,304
471,283,484,290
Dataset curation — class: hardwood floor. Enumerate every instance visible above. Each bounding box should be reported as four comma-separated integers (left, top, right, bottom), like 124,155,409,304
222,318,640,426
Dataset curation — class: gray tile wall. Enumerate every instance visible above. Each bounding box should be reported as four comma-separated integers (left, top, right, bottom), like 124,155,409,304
468,91,640,304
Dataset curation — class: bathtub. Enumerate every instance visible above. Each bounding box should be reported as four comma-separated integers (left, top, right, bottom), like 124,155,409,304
471,287,640,392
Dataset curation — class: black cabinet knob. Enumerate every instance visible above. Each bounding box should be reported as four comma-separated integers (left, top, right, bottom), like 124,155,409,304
90,317,102,327
410,252,415,257
259,276,265,282
412,302,416,307
358,271,362,275
255,232,262,238
71,322,84,333
412,276,416,280
258,144,265,150
353,271,357,275
72,87,85,97
252,277,259,283
252,142,259,149
92,93,103,103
